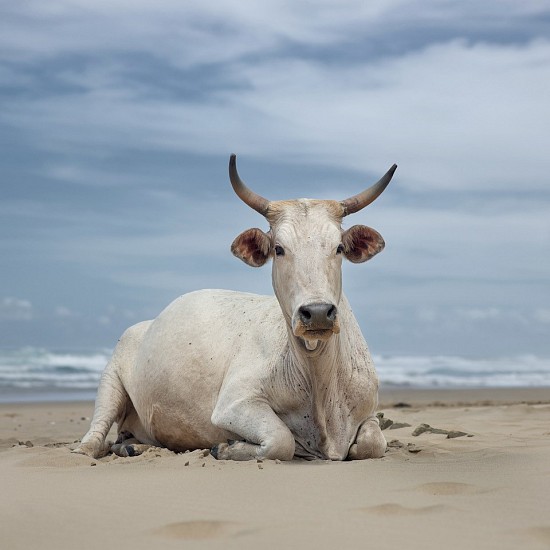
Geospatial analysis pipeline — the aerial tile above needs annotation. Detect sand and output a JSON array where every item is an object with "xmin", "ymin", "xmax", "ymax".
[{"xmin": 1, "ymin": 388, "xmax": 550, "ymax": 550}]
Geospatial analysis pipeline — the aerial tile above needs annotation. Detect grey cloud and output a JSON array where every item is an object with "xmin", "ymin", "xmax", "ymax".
[
  {"xmin": 1, "ymin": 1, "xmax": 549, "ymax": 357},
  {"xmin": 0, "ymin": 298, "xmax": 33, "ymax": 321}
]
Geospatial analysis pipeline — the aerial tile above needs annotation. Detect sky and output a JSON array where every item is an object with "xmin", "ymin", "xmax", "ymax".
[{"xmin": 1, "ymin": 0, "xmax": 549, "ymax": 358}]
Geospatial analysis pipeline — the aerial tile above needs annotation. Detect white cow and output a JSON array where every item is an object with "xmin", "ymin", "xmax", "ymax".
[{"xmin": 75, "ymin": 155, "xmax": 397, "ymax": 461}]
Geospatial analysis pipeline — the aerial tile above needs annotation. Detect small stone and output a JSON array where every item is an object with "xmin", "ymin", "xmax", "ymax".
[
  {"xmin": 275, "ymin": 459, "xmax": 281, "ymax": 464},
  {"xmin": 447, "ymin": 431, "xmax": 469, "ymax": 439},
  {"xmin": 258, "ymin": 464, "xmax": 263, "ymax": 469},
  {"xmin": 412, "ymin": 423, "xmax": 431, "ymax": 436},
  {"xmin": 256, "ymin": 458, "xmax": 263, "ymax": 463},
  {"xmin": 407, "ymin": 444, "xmax": 421, "ymax": 454},
  {"xmin": 184, "ymin": 461, "xmax": 190, "ymax": 466},
  {"xmin": 412, "ymin": 423, "xmax": 471, "ymax": 439},
  {"xmin": 412, "ymin": 423, "xmax": 447, "ymax": 436},
  {"xmin": 201, "ymin": 462, "xmax": 206, "ymax": 467},
  {"xmin": 387, "ymin": 439, "xmax": 404, "ymax": 449},
  {"xmin": 91, "ymin": 462, "xmax": 97, "ymax": 466},
  {"xmin": 201, "ymin": 449, "xmax": 210, "ymax": 457},
  {"xmin": 24, "ymin": 440, "xmax": 33, "ymax": 447},
  {"xmin": 378, "ymin": 414, "xmax": 394, "ymax": 430},
  {"xmin": 393, "ymin": 402, "xmax": 412, "ymax": 408}
]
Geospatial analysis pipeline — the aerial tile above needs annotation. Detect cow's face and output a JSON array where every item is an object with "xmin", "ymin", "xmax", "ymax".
[{"xmin": 231, "ymin": 200, "xmax": 385, "ymax": 350}]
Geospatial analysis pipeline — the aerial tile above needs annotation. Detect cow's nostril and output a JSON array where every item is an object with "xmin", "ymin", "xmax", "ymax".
[
  {"xmin": 327, "ymin": 305, "xmax": 337, "ymax": 321},
  {"xmin": 299, "ymin": 306, "xmax": 312, "ymax": 322}
]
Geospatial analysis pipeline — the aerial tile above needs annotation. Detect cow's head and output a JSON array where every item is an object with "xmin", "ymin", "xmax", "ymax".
[{"xmin": 229, "ymin": 154, "xmax": 396, "ymax": 351}]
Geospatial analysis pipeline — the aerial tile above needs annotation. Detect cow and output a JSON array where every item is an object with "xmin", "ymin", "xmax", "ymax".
[{"xmin": 74, "ymin": 154, "xmax": 397, "ymax": 461}]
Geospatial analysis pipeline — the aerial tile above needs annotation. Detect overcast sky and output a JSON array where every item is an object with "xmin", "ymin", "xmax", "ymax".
[{"xmin": 1, "ymin": 0, "xmax": 549, "ymax": 357}]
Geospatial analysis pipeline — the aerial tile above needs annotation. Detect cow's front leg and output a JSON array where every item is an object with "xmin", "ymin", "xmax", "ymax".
[
  {"xmin": 211, "ymin": 398, "xmax": 295, "ymax": 461},
  {"xmin": 348, "ymin": 415, "xmax": 387, "ymax": 460}
]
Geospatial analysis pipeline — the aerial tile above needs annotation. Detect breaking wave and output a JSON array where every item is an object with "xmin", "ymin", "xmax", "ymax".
[{"xmin": 0, "ymin": 347, "xmax": 548, "ymax": 402}]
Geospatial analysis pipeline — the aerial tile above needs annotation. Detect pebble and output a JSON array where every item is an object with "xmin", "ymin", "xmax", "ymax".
[
  {"xmin": 377, "ymin": 413, "xmax": 394, "ymax": 431},
  {"xmin": 412, "ymin": 423, "xmax": 471, "ymax": 439}
]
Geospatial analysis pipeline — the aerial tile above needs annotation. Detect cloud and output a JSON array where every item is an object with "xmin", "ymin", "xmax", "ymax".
[
  {"xmin": 0, "ymin": 297, "xmax": 33, "ymax": 321},
  {"xmin": 1, "ymin": 4, "xmax": 549, "ymax": 194},
  {"xmin": 534, "ymin": 309, "xmax": 550, "ymax": 324},
  {"xmin": 1, "ymin": 1, "xmax": 549, "ymax": 355},
  {"xmin": 54, "ymin": 306, "xmax": 75, "ymax": 318}
]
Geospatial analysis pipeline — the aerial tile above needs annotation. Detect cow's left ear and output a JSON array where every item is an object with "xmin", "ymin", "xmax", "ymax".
[
  {"xmin": 231, "ymin": 228, "xmax": 271, "ymax": 267},
  {"xmin": 342, "ymin": 225, "xmax": 385, "ymax": 263}
]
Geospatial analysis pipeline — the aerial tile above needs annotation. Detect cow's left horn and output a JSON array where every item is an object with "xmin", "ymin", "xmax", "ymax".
[
  {"xmin": 229, "ymin": 154, "xmax": 270, "ymax": 216},
  {"xmin": 341, "ymin": 164, "xmax": 397, "ymax": 216}
]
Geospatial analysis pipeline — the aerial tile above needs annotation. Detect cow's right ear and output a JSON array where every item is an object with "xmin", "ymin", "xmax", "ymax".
[{"xmin": 231, "ymin": 228, "xmax": 271, "ymax": 267}]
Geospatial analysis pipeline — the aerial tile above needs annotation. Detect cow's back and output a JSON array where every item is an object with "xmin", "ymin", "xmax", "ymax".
[{"xmin": 122, "ymin": 289, "xmax": 285, "ymax": 450}]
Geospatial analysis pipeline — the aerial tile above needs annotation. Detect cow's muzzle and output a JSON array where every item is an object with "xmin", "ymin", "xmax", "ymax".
[{"xmin": 293, "ymin": 302, "xmax": 340, "ymax": 340}]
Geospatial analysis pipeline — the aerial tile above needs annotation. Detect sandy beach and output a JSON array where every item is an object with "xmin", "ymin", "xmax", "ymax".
[{"xmin": 1, "ymin": 388, "xmax": 550, "ymax": 550}]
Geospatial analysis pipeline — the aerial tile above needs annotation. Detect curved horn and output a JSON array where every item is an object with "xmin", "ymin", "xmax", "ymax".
[
  {"xmin": 229, "ymin": 154, "xmax": 270, "ymax": 216},
  {"xmin": 341, "ymin": 164, "xmax": 397, "ymax": 216}
]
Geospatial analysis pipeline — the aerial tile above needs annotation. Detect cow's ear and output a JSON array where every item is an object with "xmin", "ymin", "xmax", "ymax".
[
  {"xmin": 231, "ymin": 228, "xmax": 271, "ymax": 267},
  {"xmin": 342, "ymin": 225, "xmax": 385, "ymax": 263}
]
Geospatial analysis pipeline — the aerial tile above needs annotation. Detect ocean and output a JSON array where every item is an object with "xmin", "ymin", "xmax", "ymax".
[{"xmin": 0, "ymin": 347, "xmax": 549, "ymax": 403}]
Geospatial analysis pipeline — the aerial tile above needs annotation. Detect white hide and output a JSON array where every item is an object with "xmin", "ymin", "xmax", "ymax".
[{"xmin": 75, "ymin": 199, "xmax": 387, "ymax": 461}]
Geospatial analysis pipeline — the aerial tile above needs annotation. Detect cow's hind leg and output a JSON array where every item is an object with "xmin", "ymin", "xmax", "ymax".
[
  {"xmin": 73, "ymin": 322, "xmax": 151, "ymax": 458},
  {"xmin": 73, "ymin": 364, "xmax": 129, "ymax": 458},
  {"xmin": 347, "ymin": 415, "xmax": 387, "ymax": 460}
]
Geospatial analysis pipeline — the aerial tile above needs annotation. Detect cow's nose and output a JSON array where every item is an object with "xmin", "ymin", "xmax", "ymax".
[{"xmin": 299, "ymin": 303, "xmax": 337, "ymax": 329}]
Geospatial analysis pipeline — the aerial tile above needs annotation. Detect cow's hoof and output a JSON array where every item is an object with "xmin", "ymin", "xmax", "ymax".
[
  {"xmin": 211, "ymin": 442, "xmax": 230, "ymax": 460},
  {"xmin": 72, "ymin": 441, "xmax": 105, "ymax": 459},
  {"xmin": 124, "ymin": 445, "xmax": 136, "ymax": 457}
]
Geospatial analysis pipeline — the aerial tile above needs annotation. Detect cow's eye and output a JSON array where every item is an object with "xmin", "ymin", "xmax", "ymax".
[
  {"xmin": 336, "ymin": 244, "xmax": 344, "ymax": 254},
  {"xmin": 274, "ymin": 245, "xmax": 285, "ymax": 257}
]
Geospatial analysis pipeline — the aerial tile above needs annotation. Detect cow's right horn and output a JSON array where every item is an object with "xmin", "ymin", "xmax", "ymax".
[{"xmin": 229, "ymin": 154, "xmax": 270, "ymax": 216}]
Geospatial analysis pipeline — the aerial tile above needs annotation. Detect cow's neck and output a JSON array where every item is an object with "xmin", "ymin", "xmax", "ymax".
[
  {"xmin": 285, "ymin": 298, "xmax": 352, "ymax": 403},
  {"xmin": 284, "ymin": 311, "xmax": 353, "ymax": 458}
]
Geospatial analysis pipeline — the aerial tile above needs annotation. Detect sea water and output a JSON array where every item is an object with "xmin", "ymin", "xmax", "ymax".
[{"xmin": 0, "ymin": 347, "xmax": 548, "ymax": 403}]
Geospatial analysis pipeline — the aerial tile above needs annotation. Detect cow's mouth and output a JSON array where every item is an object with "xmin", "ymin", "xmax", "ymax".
[
  {"xmin": 293, "ymin": 326, "xmax": 339, "ymax": 351},
  {"xmin": 303, "ymin": 329, "xmax": 334, "ymax": 341},
  {"xmin": 292, "ymin": 316, "xmax": 340, "ymax": 341}
]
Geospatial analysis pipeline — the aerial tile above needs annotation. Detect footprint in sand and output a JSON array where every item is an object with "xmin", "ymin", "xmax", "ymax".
[
  {"xmin": 361, "ymin": 503, "xmax": 449, "ymax": 515},
  {"xmin": 526, "ymin": 526, "xmax": 550, "ymax": 545},
  {"xmin": 415, "ymin": 482, "xmax": 479, "ymax": 496},
  {"xmin": 153, "ymin": 520, "xmax": 245, "ymax": 540}
]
